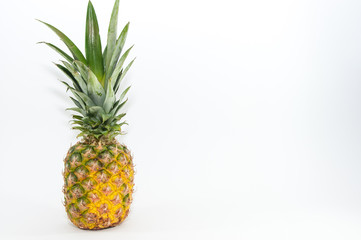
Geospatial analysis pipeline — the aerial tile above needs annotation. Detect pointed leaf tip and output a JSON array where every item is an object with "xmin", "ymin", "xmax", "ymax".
[
  {"xmin": 86, "ymin": 0, "xmax": 104, "ymax": 82},
  {"xmin": 105, "ymin": 0, "xmax": 120, "ymax": 72},
  {"xmin": 37, "ymin": 19, "xmax": 87, "ymax": 64}
]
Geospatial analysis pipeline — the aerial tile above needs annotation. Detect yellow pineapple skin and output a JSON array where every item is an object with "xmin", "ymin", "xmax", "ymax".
[{"xmin": 63, "ymin": 139, "xmax": 134, "ymax": 230}]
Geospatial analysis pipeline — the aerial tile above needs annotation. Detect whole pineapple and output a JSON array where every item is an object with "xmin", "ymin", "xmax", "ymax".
[{"xmin": 39, "ymin": 0, "xmax": 135, "ymax": 230}]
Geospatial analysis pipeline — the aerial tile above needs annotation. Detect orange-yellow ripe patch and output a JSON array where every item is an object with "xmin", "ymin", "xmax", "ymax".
[{"xmin": 64, "ymin": 140, "xmax": 134, "ymax": 230}]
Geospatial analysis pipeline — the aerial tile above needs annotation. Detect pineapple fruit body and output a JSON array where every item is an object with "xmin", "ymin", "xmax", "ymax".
[{"xmin": 64, "ymin": 139, "xmax": 134, "ymax": 229}]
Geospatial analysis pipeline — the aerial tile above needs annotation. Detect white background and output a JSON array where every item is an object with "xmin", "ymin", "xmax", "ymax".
[{"xmin": 1, "ymin": 0, "xmax": 361, "ymax": 239}]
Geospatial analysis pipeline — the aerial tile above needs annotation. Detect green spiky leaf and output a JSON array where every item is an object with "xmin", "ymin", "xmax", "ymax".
[
  {"xmin": 70, "ymin": 88, "xmax": 95, "ymax": 107},
  {"xmin": 61, "ymin": 61, "xmax": 88, "ymax": 94},
  {"xmin": 73, "ymin": 60, "xmax": 89, "ymax": 82},
  {"xmin": 101, "ymin": 113, "xmax": 112, "ymax": 122},
  {"xmin": 103, "ymin": 79, "xmax": 116, "ymax": 113},
  {"xmin": 103, "ymin": 46, "xmax": 108, "ymax": 67},
  {"xmin": 114, "ymin": 58, "xmax": 135, "ymax": 93},
  {"xmin": 37, "ymin": 20, "xmax": 86, "ymax": 63},
  {"xmin": 61, "ymin": 80, "xmax": 75, "ymax": 92},
  {"xmin": 104, "ymin": 0, "xmax": 120, "ymax": 71},
  {"xmin": 66, "ymin": 107, "xmax": 86, "ymax": 115},
  {"xmin": 88, "ymin": 106, "xmax": 105, "ymax": 116},
  {"xmin": 110, "ymin": 98, "xmax": 127, "ymax": 116},
  {"xmin": 72, "ymin": 61, "xmax": 105, "ymax": 105},
  {"xmin": 72, "ymin": 115, "xmax": 83, "ymax": 120},
  {"xmin": 115, "ymin": 113, "xmax": 126, "ymax": 121},
  {"xmin": 55, "ymin": 64, "xmax": 82, "ymax": 92},
  {"xmin": 38, "ymin": 42, "xmax": 73, "ymax": 63},
  {"xmin": 85, "ymin": 1, "xmax": 104, "ymax": 82},
  {"xmin": 109, "ymin": 46, "xmax": 133, "ymax": 88},
  {"xmin": 105, "ymin": 23, "xmax": 129, "ymax": 80},
  {"xmin": 87, "ymin": 68, "xmax": 105, "ymax": 105},
  {"xmin": 70, "ymin": 97, "xmax": 85, "ymax": 110},
  {"xmin": 119, "ymin": 86, "xmax": 131, "ymax": 102}
]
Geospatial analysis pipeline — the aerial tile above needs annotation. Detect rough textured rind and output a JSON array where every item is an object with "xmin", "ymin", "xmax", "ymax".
[{"xmin": 63, "ymin": 139, "xmax": 134, "ymax": 230}]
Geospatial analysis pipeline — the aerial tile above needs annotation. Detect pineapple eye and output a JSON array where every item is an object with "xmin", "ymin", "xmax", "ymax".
[
  {"xmin": 74, "ymin": 166, "xmax": 89, "ymax": 180},
  {"xmin": 67, "ymin": 173, "xmax": 78, "ymax": 185},
  {"xmin": 107, "ymin": 162, "xmax": 120, "ymax": 174},
  {"xmin": 71, "ymin": 184, "xmax": 85, "ymax": 198},
  {"xmin": 85, "ymin": 159, "xmax": 102, "ymax": 171},
  {"xmin": 81, "ymin": 178, "xmax": 96, "ymax": 191}
]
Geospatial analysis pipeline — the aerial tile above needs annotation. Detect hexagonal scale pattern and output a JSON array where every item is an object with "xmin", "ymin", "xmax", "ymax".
[{"xmin": 64, "ymin": 140, "xmax": 134, "ymax": 230}]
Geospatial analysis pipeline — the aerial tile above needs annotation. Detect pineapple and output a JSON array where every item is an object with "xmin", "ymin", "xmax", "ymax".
[{"xmin": 38, "ymin": 0, "xmax": 135, "ymax": 230}]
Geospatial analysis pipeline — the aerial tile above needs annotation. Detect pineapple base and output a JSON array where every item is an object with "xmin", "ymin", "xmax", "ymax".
[{"xmin": 63, "ymin": 138, "xmax": 134, "ymax": 230}]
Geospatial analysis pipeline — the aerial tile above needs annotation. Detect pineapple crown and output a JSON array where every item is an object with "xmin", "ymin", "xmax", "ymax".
[{"xmin": 38, "ymin": 0, "xmax": 134, "ymax": 140}]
